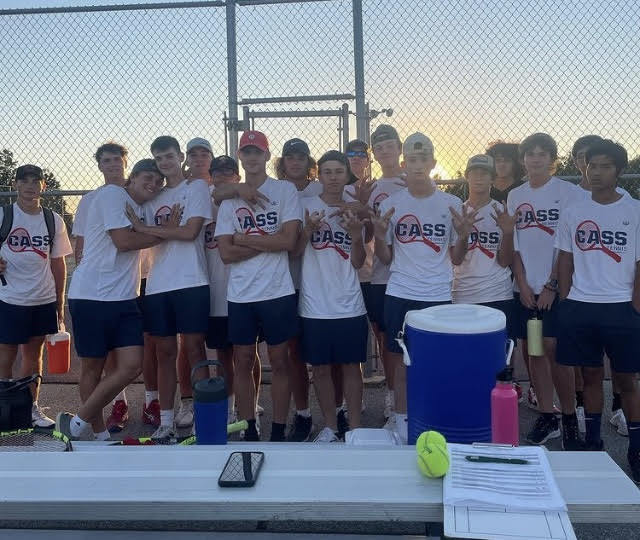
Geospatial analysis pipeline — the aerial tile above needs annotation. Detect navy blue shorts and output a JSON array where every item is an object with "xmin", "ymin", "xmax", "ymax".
[
  {"xmin": 368, "ymin": 283, "xmax": 387, "ymax": 330},
  {"xmin": 384, "ymin": 295, "xmax": 450, "ymax": 354},
  {"xmin": 513, "ymin": 293, "xmax": 558, "ymax": 340},
  {"xmin": 206, "ymin": 316, "xmax": 232, "ymax": 351},
  {"xmin": 143, "ymin": 285, "xmax": 209, "ymax": 337},
  {"xmin": 69, "ymin": 298, "xmax": 143, "ymax": 358},
  {"xmin": 478, "ymin": 299, "xmax": 515, "ymax": 340},
  {"xmin": 301, "ymin": 315, "xmax": 368, "ymax": 366},
  {"xmin": 228, "ymin": 294, "xmax": 298, "ymax": 346},
  {"xmin": 557, "ymin": 300, "xmax": 640, "ymax": 373},
  {"xmin": 0, "ymin": 300, "xmax": 57, "ymax": 345}
]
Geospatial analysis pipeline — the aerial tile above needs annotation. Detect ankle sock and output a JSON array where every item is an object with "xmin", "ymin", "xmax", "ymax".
[
  {"xmin": 145, "ymin": 390, "xmax": 158, "ymax": 407},
  {"xmin": 585, "ymin": 413, "xmax": 602, "ymax": 444},
  {"xmin": 296, "ymin": 408, "xmax": 311, "ymax": 418},
  {"xmin": 160, "ymin": 409, "xmax": 174, "ymax": 427}
]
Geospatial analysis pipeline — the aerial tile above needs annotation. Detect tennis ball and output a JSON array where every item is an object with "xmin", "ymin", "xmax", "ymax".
[{"xmin": 416, "ymin": 430, "xmax": 449, "ymax": 478}]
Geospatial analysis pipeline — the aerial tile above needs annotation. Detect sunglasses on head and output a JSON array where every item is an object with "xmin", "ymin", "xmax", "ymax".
[{"xmin": 347, "ymin": 151, "xmax": 368, "ymax": 159}]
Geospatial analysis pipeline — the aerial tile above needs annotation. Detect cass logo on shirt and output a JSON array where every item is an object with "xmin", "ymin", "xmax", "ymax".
[
  {"xmin": 468, "ymin": 227, "xmax": 499, "ymax": 259},
  {"xmin": 204, "ymin": 222, "xmax": 217, "ymax": 249},
  {"xmin": 372, "ymin": 193, "xmax": 388, "ymax": 211},
  {"xmin": 574, "ymin": 220, "xmax": 626, "ymax": 262},
  {"xmin": 235, "ymin": 206, "xmax": 278, "ymax": 235},
  {"xmin": 154, "ymin": 205, "xmax": 173, "ymax": 226},
  {"xmin": 310, "ymin": 222, "xmax": 351, "ymax": 259},
  {"xmin": 515, "ymin": 203, "xmax": 558, "ymax": 235},
  {"xmin": 394, "ymin": 214, "xmax": 445, "ymax": 253},
  {"xmin": 6, "ymin": 227, "xmax": 50, "ymax": 258}
]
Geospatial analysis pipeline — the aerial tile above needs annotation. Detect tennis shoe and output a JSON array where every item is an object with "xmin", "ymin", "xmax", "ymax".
[
  {"xmin": 175, "ymin": 398, "xmax": 194, "ymax": 428},
  {"xmin": 288, "ymin": 413, "xmax": 312, "ymax": 442},
  {"xmin": 336, "ymin": 409, "xmax": 350, "ymax": 439},
  {"xmin": 383, "ymin": 392, "xmax": 394, "ymax": 420},
  {"xmin": 32, "ymin": 403, "xmax": 55, "ymax": 428},
  {"xmin": 576, "ymin": 406, "xmax": 586, "ymax": 434},
  {"xmin": 610, "ymin": 409, "xmax": 629, "ymax": 437},
  {"xmin": 55, "ymin": 412, "xmax": 92, "ymax": 441},
  {"xmin": 314, "ymin": 427, "xmax": 339, "ymax": 443},
  {"xmin": 526, "ymin": 415, "xmax": 560, "ymax": 445},
  {"xmin": 561, "ymin": 414, "xmax": 584, "ymax": 451},
  {"xmin": 142, "ymin": 400, "xmax": 161, "ymax": 427},
  {"xmin": 106, "ymin": 400, "xmax": 129, "ymax": 433},
  {"xmin": 151, "ymin": 424, "xmax": 177, "ymax": 443}
]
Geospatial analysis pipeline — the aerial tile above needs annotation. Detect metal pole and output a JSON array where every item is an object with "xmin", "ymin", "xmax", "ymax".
[
  {"xmin": 341, "ymin": 103, "xmax": 350, "ymax": 151},
  {"xmin": 226, "ymin": 0, "xmax": 239, "ymax": 155},
  {"xmin": 352, "ymin": 0, "xmax": 367, "ymax": 140}
]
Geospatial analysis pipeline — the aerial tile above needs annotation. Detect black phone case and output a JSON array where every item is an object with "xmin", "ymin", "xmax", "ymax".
[{"xmin": 218, "ymin": 451, "xmax": 264, "ymax": 487}]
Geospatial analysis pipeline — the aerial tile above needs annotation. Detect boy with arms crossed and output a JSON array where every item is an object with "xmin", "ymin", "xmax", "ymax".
[
  {"xmin": 507, "ymin": 133, "xmax": 582, "ymax": 449},
  {"xmin": 0, "ymin": 165, "xmax": 72, "ymax": 427},
  {"xmin": 556, "ymin": 140, "xmax": 640, "ymax": 482},
  {"xmin": 215, "ymin": 131, "xmax": 301, "ymax": 442},
  {"xmin": 126, "ymin": 136, "xmax": 212, "ymax": 441},
  {"xmin": 373, "ymin": 133, "xmax": 478, "ymax": 443}
]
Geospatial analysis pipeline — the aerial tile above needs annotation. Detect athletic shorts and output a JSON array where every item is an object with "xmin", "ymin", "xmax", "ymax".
[
  {"xmin": 368, "ymin": 283, "xmax": 387, "ymax": 330},
  {"xmin": 556, "ymin": 300, "xmax": 640, "ymax": 373},
  {"xmin": 69, "ymin": 298, "xmax": 143, "ymax": 358},
  {"xmin": 228, "ymin": 294, "xmax": 298, "ymax": 346},
  {"xmin": 478, "ymin": 299, "xmax": 515, "ymax": 340},
  {"xmin": 143, "ymin": 285, "xmax": 209, "ymax": 337},
  {"xmin": 0, "ymin": 300, "xmax": 57, "ymax": 345},
  {"xmin": 206, "ymin": 316, "xmax": 232, "ymax": 351},
  {"xmin": 513, "ymin": 293, "xmax": 558, "ymax": 339},
  {"xmin": 300, "ymin": 315, "xmax": 368, "ymax": 366},
  {"xmin": 384, "ymin": 295, "xmax": 450, "ymax": 354}
]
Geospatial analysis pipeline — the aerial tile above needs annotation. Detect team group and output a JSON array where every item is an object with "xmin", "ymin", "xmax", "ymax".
[{"xmin": 0, "ymin": 125, "xmax": 638, "ymax": 480}]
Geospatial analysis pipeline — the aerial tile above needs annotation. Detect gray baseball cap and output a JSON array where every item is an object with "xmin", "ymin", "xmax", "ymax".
[
  {"xmin": 186, "ymin": 137, "xmax": 213, "ymax": 154},
  {"xmin": 465, "ymin": 154, "xmax": 495, "ymax": 175},
  {"xmin": 402, "ymin": 132, "xmax": 434, "ymax": 156}
]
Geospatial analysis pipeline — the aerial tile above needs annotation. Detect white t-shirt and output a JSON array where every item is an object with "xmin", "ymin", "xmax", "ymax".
[
  {"xmin": 380, "ymin": 188, "xmax": 461, "ymax": 301},
  {"xmin": 576, "ymin": 184, "xmax": 630, "ymax": 201},
  {"xmin": 72, "ymin": 187, "xmax": 101, "ymax": 237},
  {"xmin": 344, "ymin": 183, "xmax": 374, "ymax": 283},
  {"xmin": 0, "ymin": 204, "xmax": 72, "ymax": 306},
  {"xmin": 369, "ymin": 177, "xmax": 406, "ymax": 285},
  {"xmin": 452, "ymin": 200, "xmax": 513, "ymax": 303},
  {"xmin": 144, "ymin": 179, "xmax": 213, "ymax": 295},
  {"xmin": 68, "ymin": 185, "xmax": 145, "ymax": 301},
  {"xmin": 555, "ymin": 196, "xmax": 640, "ymax": 303},
  {"xmin": 507, "ymin": 177, "xmax": 579, "ymax": 294},
  {"xmin": 214, "ymin": 177, "xmax": 302, "ymax": 303},
  {"xmin": 288, "ymin": 180, "xmax": 323, "ymax": 290},
  {"xmin": 299, "ymin": 196, "xmax": 366, "ymax": 318},
  {"xmin": 205, "ymin": 185, "xmax": 230, "ymax": 317}
]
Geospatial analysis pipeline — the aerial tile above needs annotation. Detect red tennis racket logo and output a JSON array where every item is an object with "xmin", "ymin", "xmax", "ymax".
[
  {"xmin": 469, "ymin": 227, "xmax": 495, "ymax": 259},
  {"xmin": 236, "ymin": 207, "xmax": 268, "ymax": 236},
  {"xmin": 515, "ymin": 203, "xmax": 554, "ymax": 235},
  {"xmin": 7, "ymin": 228, "xmax": 47, "ymax": 258},
  {"xmin": 395, "ymin": 214, "xmax": 441, "ymax": 252},
  {"xmin": 312, "ymin": 221, "xmax": 348, "ymax": 259},
  {"xmin": 204, "ymin": 222, "xmax": 217, "ymax": 249},
  {"xmin": 153, "ymin": 205, "xmax": 172, "ymax": 225},
  {"xmin": 575, "ymin": 220, "xmax": 621, "ymax": 262},
  {"xmin": 372, "ymin": 192, "xmax": 388, "ymax": 211}
]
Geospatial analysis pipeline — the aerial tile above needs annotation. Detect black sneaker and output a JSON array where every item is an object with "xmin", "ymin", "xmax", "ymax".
[
  {"xmin": 627, "ymin": 448, "xmax": 640, "ymax": 484},
  {"xmin": 242, "ymin": 428, "xmax": 260, "ymax": 442},
  {"xmin": 336, "ymin": 409, "xmax": 350, "ymax": 439},
  {"xmin": 561, "ymin": 414, "xmax": 584, "ymax": 451},
  {"xmin": 584, "ymin": 439, "xmax": 604, "ymax": 451},
  {"xmin": 526, "ymin": 415, "xmax": 561, "ymax": 445},
  {"xmin": 288, "ymin": 414, "xmax": 312, "ymax": 442}
]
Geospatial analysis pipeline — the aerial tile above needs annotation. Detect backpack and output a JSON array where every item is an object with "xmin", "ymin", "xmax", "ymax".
[{"xmin": 0, "ymin": 204, "xmax": 56, "ymax": 248}]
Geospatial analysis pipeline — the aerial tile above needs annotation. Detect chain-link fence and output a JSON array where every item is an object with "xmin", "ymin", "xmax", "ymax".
[{"xmin": 1, "ymin": 0, "xmax": 639, "ymax": 225}]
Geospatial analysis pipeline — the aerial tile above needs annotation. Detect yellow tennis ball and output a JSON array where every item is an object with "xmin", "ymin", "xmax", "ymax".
[{"xmin": 416, "ymin": 430, "xmax": 449, "ymax": 478}]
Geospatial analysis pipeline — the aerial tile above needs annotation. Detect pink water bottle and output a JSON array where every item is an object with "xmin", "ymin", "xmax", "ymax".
[{"xmin": 491, "ymin": 365, "xmax": 519, "ymax": 446}]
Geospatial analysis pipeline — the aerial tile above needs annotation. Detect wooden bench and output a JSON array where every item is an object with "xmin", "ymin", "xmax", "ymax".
[{"xmin": 0, "ymin": 444, "xmax": 638, "ymax": 531}]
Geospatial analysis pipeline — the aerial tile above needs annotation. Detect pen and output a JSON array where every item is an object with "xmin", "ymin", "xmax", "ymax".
[{"xmin": 465, "ymin": 455, "xmax": 529, "ymax": 465}]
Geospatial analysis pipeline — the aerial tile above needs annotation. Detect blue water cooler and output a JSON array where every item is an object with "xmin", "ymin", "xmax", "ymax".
[{"xmin": 400, "ymin": 304, "xmax": 507, "ymax": 445}]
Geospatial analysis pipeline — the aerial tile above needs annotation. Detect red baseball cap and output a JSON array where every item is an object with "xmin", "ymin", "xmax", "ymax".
[{"xmin": 239, "ymin": 130, "xmax": 269, "ymax": 152}]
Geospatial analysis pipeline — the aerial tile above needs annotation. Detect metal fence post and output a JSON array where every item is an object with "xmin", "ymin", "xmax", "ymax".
[
  {"xmin": 226, "ymin": 0, "xmax": 239, "ymax": 155},
  {"xmin": 352, "ymin": 0, "xmax": 367, "ymax": 141}
]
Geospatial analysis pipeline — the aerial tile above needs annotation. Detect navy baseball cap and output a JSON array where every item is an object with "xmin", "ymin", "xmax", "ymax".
[
  {"xmin": 371, "ymin": 124, "xmax": 401, "ymax": 146},
  {"xmin": 15, "ymin": 164, "xmax": 44, "ymax": 180},
  {"xmin": 282, "ymin": 138, "xmax": 310, "ymax": 156},
  {"xmin": 210, "ymin": 155, "xmax": 239, "ymax": 174}
]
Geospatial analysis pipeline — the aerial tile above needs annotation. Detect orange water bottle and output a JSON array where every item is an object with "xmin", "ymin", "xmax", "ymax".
[{"xmin": 46, "ymin": 325, "xmax": 71, "ymax": 374}]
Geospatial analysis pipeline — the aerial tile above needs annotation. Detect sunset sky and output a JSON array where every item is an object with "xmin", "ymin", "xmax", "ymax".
[{"xmin": 1, "ymin": 0, "xmax": 638, "ymax": 193}]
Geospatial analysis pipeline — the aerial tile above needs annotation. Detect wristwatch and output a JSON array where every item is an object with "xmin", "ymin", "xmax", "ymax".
[{"xmin": 544, "ymin": 279, "xmax": 559, "ymax": 292}]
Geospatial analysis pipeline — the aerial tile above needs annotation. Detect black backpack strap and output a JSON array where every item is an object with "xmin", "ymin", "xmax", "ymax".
[
  {"xmin": 42, "ymin": 207, "xmax": 56, "ymax": 249},
  {"xmin": 0, "ymin": 204, "xmax": 13, "ymax": 246}
]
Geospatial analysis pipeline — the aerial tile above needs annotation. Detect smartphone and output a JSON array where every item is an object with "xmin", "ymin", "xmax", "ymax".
[{"xmin": 218, "ymin": 451, "xmax": 264, "ymax": 487}]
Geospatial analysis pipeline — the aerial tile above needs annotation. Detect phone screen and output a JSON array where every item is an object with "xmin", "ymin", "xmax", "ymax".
[{"xmin": 218, "ymin": 451, "xmax": 264, "ymax": 487}]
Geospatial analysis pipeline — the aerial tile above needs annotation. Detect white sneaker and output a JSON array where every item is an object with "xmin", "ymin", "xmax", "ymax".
[
  {"xmin": 383, "ymin": 415, "xmax": 396, "ymax": 431},
  {"xmin": 313, "ymin": 427, "xmax": 339, "ymax": 443},
  {"xmin": 32, "ymin": 403, "xmax": 55, "ymax": 428},
  {"xmin": 175, "ymin": 398, "xmax": 194, "ymax": 428},
  {"xmin": 395, "ymin": 415, "xmax": 408, "ymax": 445},
  {"xmin": 576, "ymin": 406, "xmax": 586, "ymax": 434},
  {"xmin": 383, "ymin": 392, "xmax": 394, "ymax": 420},
  {"xmin": 151, "ymin": 424, "xmax": 177, "ymax": 442},
  {"xmin": 610, "ymin": 409, "xmax": 629, "ymax": 437}
]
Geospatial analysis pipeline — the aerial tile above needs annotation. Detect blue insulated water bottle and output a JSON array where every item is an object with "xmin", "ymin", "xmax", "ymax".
[{"xmin": 191, "ymin": 360, "xmax": 228, "ymax": 445}]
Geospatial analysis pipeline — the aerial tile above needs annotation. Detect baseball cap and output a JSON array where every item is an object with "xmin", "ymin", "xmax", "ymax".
[
  {"xmin": 371, "ymin": 124, "xmax": 401, "ymax": 147},
  {"xmin": 345, "ymin": 139, "xmax": 369, "ymax": 154},
  {"xmin": 282, "ymin": 138, "xmax": 310, "ymax": 156},
  {"xmin": 239, "ymin": 131, "xmax": 269, "ymax": 152},
  {"xmin": 402, "ymin": 133, "xmax": 435, "ymax": 156},
  {"xmin": 186, "ymin": 137, "xmax": 213, "ymax": 154},
  {"xmin": 210, "ymin": 155, "xmax": 239, "ymax": 175},
  {"xmin": 15, "ymin": 164, "xmax": 44, "ymax": 180},
  {"xmin": 130, "ymin": 158, "xmax": 161, "ymax": 176},
  {"xmin": 465, "ymin": 154, "xmax": 495, "ymax": 175}
]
